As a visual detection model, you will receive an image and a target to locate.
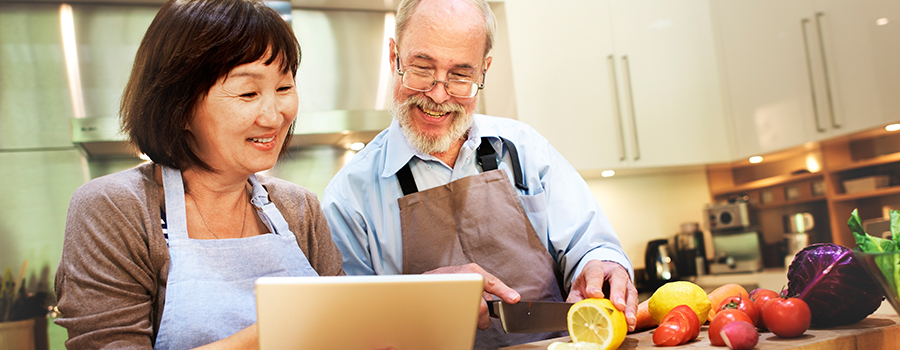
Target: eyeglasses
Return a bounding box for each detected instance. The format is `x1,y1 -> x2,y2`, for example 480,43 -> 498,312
395,54 -> 485,98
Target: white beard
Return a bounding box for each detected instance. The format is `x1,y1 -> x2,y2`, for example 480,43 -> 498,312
392,94 -> 473,155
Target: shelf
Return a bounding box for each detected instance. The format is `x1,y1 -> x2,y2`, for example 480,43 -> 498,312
756,196 -> 827,210
828,152 -> 900,173
831,185 -> 900,202
711,172 -> 823,196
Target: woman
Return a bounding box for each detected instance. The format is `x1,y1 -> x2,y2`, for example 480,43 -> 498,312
54,0 -> 344,348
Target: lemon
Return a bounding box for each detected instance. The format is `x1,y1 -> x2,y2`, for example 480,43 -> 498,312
566,298 -> 627,350
647,281 -> 711,324
547,341 -> 605,350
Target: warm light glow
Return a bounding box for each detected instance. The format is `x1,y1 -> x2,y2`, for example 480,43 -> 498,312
886,124 -> 900,132
374,13 -> 396,110
60,4 -> 85,118
876,18 -> 889,26
601,170 -> 615,177
349,142 -> 365,151
805,154 -> 821,173
138,153 -> 151,161
749,156 -> 763,164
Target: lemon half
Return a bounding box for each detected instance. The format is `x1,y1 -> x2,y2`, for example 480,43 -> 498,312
566,298 -> 627,350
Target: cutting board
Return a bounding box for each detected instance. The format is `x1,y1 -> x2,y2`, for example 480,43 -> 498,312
499,313 -> 900,350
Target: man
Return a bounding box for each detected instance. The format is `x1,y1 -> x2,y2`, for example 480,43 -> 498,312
322,0 -> 637,348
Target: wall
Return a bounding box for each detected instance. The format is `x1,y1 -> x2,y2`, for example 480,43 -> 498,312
585,167 -> 713,270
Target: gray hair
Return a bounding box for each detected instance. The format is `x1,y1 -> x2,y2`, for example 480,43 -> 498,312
394,0 -> 497,57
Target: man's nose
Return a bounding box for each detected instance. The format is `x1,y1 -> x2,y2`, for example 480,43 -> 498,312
425,81 -> 451,105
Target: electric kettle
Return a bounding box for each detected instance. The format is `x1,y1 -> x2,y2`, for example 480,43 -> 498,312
645,239 -> 678,288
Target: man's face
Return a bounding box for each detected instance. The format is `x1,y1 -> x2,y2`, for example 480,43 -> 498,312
390,0 -> 492,155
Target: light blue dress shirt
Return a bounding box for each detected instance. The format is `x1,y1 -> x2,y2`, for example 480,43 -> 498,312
322,114 -> 633,289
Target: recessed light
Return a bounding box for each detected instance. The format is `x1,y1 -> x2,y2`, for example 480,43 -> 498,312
601,170 -> 615,177
349,142 -> 366,151
749,156 -> 763,164
876,18 -> 889,26
885,124 -> 900,132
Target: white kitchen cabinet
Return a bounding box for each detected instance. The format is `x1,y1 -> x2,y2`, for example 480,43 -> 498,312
713,0 -> 900,159
504,0 -> 730,172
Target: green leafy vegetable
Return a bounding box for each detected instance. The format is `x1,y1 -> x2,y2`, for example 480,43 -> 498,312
850,209 -> 900,300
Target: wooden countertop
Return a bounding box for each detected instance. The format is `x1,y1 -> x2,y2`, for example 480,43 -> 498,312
499,312 -> 900,350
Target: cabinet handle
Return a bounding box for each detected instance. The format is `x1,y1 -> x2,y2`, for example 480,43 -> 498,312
801,18 -> 827,133
621,55 -> 640,161
608,55 -> 627,161
815,12 -> 839,129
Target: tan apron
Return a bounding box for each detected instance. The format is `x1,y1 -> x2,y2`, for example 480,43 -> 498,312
397,137 -> 566,349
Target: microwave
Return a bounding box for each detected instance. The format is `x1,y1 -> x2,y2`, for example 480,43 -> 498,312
706,202 -> 751,231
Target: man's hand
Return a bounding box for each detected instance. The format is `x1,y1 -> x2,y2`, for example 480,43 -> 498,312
424,263 -> 520,330
566,260 -> 638,332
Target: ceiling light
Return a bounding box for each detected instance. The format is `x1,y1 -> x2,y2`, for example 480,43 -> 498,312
876,18 -> 889,26
749,156 -> 763,164
886,124 -> 900,132
601,170 -> 615,177
349,142 -> 366,151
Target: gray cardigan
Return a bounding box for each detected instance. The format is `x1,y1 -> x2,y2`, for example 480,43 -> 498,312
54,162 -> 344,349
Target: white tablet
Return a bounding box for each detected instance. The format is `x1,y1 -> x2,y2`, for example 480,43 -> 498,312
255,273 -> 484,350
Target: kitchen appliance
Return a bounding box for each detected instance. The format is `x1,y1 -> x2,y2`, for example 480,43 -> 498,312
488,300 -> 573,333
671,222 -> 707,277
706,201 -> 763,274
706,202 -> 751,231
645,239 -> 678,287
784,212 -> 814,266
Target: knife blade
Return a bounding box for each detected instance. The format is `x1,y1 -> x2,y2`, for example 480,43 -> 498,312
488,300 -> 573,334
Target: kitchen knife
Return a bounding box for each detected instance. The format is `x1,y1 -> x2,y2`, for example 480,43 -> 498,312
488,300 -> 573,334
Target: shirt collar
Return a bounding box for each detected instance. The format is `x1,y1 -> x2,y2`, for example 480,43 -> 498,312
380,114 -> 498,178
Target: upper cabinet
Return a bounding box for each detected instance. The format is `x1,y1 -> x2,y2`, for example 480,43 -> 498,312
505,0 -> 730,172
713,0 -> 900,159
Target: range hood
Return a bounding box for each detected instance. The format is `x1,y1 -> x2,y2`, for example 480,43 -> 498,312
61,4 -> 396,159
72,110 -> 392,159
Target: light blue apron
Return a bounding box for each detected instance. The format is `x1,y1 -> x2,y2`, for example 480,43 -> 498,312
154,166 -> 318,349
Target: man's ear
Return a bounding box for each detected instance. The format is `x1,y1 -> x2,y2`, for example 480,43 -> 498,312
389,38 -> 398,72
484,56 -> 493,73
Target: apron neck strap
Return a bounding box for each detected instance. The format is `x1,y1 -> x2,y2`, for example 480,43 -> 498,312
248,174 -> 291,235
161,165 -> 189,238
397,137 -> 529,196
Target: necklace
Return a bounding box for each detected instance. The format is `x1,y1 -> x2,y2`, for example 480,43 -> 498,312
188,188 -> 248,239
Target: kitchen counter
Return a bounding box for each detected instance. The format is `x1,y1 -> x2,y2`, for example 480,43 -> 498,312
499,311 -> 900,350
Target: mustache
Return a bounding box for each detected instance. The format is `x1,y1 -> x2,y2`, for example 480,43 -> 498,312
404,94 -> 467,115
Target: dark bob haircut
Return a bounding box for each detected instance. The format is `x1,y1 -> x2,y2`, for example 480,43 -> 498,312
121,0 -> 299,171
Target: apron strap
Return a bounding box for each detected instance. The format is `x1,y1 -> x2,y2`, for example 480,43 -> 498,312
398,137 -> 529,196
248,174 -> 291,235
161,165 -> 189,239
478,137 -> 528,191
397,163 -> 418,196
499,137 -> 529,191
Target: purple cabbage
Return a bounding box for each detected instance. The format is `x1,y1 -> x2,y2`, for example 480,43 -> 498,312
786,243 -> 884,326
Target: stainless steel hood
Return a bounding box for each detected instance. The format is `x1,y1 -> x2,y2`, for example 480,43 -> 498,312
54,3 -> 395,158
72,110 -> 392,159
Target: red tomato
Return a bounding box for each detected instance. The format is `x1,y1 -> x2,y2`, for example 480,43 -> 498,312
652,317 -> 687,346
661,305 -> 700,342
708,309 -> 753,346
761,297 -> 811,338
717,295 -> 759,327
749,288 -> 779,328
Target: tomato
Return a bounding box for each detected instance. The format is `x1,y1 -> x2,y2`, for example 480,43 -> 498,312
761,297 -> 811,338
749,288 -> 779,329
717,295 -> 759,327
653,317 -> 687,346
708,309 -> 753,346
661,305 -> 700,341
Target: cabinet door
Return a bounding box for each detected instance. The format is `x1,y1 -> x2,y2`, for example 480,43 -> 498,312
713,0 -> 820,159
609,0 -> 730,167
505,0 -> 626,171
811,0 -> 900,135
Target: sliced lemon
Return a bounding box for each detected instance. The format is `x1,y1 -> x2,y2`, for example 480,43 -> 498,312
547,341 -> 604,350
566,298 -> 627,350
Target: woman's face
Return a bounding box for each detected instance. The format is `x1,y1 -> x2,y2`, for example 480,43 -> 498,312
187,54 -> 298,175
